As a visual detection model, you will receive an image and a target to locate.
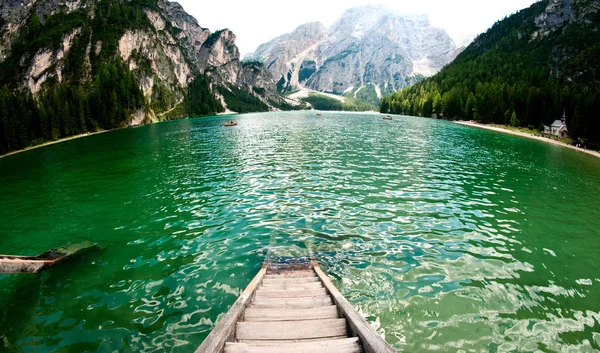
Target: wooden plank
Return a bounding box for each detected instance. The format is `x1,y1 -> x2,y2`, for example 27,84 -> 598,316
194,263 -> 268,353
260,282 -> 323,290
244,306 -> 339,322
262,277 -> 319,284
251,296 -> 333,309
254,288 -> 327,298
224,337 -> 362,353
237,336 -> 348,344
236,318 -> 348,341
267,262 -> 312,274
264,271 -> 316,278
312,260 -> 395,353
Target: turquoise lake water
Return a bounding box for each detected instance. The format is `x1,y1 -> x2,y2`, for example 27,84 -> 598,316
1,111 -> 599,352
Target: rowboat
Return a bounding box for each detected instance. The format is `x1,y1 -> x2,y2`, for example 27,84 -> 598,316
224,121 -> 238,127
0,242 -> 97,274
383,116 -> 393,121
195,258 -> 395,353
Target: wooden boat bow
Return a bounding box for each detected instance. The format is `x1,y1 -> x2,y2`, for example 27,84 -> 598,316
0,242 -> 98,274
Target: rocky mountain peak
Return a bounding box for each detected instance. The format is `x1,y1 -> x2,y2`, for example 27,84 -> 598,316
247,21 -> 327,87
163,1 -> 203,29
292,22 -> 327,39
250,4 -> 461,101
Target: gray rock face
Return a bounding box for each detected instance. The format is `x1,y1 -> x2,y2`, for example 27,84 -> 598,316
534,0 -> 600,37
239,61 -> 282,105
249,5 -> 461,98
197,29 -> 241,85
250,22 -> 326,83
0,0 -> 30,62
162,0 -> 210,69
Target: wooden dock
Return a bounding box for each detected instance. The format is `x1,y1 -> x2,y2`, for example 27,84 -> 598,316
195,259 -> 395,353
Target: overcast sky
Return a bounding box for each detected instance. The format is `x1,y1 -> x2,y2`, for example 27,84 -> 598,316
173,0 -> 538,56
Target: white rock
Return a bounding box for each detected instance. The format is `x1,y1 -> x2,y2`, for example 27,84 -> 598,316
145,10 -> 165,31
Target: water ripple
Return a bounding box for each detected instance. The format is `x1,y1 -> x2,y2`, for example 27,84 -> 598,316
1,112 -> 600,352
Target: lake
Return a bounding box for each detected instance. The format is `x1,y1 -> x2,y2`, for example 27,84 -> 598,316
1,111 -> 599,352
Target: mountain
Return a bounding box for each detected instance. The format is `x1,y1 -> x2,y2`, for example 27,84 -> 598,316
0,0 -> 290,155
380,0 -> 600,147
247,5 -> 462,103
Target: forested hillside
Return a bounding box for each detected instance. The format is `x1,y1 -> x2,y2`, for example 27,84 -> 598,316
0,0 -> 226,155
0,0 -> 282,156
380,0 -> 600,147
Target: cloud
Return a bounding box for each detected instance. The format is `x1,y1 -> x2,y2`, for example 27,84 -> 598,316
172,0 -> 538,55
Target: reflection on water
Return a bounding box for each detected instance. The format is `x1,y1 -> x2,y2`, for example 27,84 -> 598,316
1,111 -> 600,352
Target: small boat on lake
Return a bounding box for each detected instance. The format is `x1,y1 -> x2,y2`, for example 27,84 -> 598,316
316,113 -> 323,116
224,121 -> 238,127
195,258 -> 394,353
0,242 -> 97,274
383,116 -> 393,121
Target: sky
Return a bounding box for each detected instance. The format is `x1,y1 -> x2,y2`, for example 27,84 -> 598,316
173,0 -> 538,56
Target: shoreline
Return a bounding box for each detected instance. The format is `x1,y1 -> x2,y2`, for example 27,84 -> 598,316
6,115 -> 598,161
0,113 -> 243,159
0,130 -> 107,160
455,121 -> 600,159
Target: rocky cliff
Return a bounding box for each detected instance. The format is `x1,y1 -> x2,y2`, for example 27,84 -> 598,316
248,5 -> 462,102
0,0 -> 285,123
0,0 -> 293,154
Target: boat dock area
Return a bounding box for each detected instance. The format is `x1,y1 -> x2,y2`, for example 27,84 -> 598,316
195,259 -> 394,353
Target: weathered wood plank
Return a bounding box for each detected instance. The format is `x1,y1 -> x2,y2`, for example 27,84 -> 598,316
254,288 -> 327,298
267,262 -> 313,275
236,318 -> 348,341
312,261 -> 395,353
260,282 -> 323,290
264,271 -> 316,278
224,337 -> 362,353
194,264 -> 268,353
251,296 -> 333,309
262,277 -> 319,284
237,336 -> 348,344
244,306 -> 339,322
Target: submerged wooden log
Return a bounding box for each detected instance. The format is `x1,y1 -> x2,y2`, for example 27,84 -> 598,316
0,242 -> 97,274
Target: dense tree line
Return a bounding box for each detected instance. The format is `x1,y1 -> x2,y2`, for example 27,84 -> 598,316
188,75 -> 224,117
380,0 -> 600,148
0,58 -> 145,155
0,67 -> 224,155
217,85 -> 268,113
302,94 -> 376,112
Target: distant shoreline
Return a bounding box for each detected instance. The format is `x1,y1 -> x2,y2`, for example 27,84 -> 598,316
8,115 -> 595,161
0,112 -> 244,159
455,121 -> 600,159
0,131 -> 107,160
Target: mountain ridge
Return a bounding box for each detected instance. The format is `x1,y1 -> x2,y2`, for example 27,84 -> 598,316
247,5 -> 463,103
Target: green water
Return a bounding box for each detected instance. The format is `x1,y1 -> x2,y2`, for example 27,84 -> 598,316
1,111 -> 600,352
